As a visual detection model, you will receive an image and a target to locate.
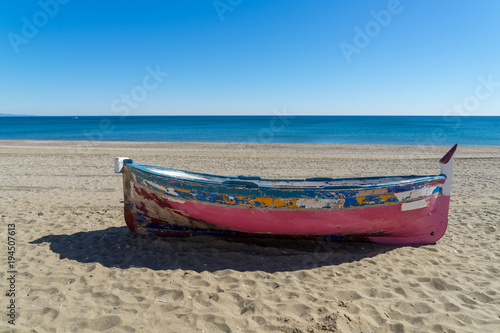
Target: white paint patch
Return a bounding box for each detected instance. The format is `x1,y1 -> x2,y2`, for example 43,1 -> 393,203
144,179 -> 168,193
440,156 -> 454,196
149,168 -> 207,181
166,187 -> 179,196
393,186 -> 437,201
166,196 -> 186,204
401,199 -> 428,211
295,198 -> 342,209
115,157 -> 129,173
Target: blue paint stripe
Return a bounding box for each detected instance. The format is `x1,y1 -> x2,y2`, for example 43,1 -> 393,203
129,166 -> 443,209
130,166 -> 443,199
130,163 -> 445,190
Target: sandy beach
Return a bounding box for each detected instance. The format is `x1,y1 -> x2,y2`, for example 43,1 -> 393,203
0,140 -> 499,333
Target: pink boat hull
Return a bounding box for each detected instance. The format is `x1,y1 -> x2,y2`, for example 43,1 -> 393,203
124,180 -> 449,245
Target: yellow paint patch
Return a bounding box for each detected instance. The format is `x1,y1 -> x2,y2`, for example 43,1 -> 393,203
273,198 -> 295,208
250,197 -> 299,208
254,197 -> 274,207
217,194 -> 248,205
356,194 -> 396,205
356,197 -> 369,205
379,194 -> 395,202
222,197 -> 236,205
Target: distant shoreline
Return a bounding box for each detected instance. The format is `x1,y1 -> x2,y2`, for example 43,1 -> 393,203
1,116 -> 498,145
0,139 -> 498,148
0,140 -> 498,152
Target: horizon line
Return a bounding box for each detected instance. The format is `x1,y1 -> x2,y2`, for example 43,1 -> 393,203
1,114 -> 499,117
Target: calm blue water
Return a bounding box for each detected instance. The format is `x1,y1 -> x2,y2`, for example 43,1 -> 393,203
0,116 -> 499,145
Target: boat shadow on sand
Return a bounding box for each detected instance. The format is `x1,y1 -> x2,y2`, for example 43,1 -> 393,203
31,226 -> 406,273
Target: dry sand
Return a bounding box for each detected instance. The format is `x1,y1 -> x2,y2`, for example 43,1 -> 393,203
0,140 -> 499,333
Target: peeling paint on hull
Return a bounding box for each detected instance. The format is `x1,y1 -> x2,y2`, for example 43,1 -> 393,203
125,180 -> 448,244
116,145 -> 456,245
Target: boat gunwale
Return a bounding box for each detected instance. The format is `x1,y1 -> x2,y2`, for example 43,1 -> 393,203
126,162 -> 446,191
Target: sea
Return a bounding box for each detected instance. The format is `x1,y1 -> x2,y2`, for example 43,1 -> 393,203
0,116 -> 499,146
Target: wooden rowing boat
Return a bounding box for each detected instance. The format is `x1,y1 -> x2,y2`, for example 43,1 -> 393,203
115,144 -> 457,244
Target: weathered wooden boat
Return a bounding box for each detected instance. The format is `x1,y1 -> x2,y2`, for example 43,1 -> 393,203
115,144 -> 457,245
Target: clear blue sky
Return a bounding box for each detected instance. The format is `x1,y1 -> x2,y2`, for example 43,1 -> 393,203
1,0 -> 499,116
